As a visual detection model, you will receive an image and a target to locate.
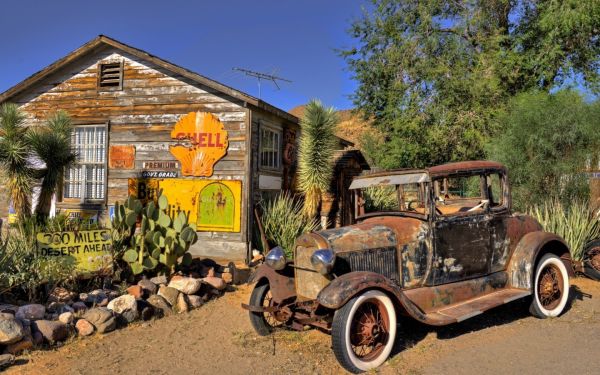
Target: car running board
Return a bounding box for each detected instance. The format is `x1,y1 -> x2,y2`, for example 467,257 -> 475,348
423,289 -> 531,325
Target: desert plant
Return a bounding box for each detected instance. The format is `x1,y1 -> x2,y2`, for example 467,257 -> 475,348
363,186 -> 398,212
0,103 -> 33,219
528,199 -> 600,261
0,217 -> 75,301
28,110 -> 77,219
297,99 -> 338,218
112,194 -> 198,275
260,192 -> 319,258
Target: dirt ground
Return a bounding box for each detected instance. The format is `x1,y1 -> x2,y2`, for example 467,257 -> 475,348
5,277 -> 600,375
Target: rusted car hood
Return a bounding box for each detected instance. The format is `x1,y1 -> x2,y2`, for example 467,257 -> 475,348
315,216 -> 426,253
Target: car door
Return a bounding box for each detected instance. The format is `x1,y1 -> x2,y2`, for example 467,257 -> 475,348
431,174 -> 493,285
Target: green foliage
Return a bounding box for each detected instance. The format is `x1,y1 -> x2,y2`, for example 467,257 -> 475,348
260,193 -> 320,258
112,194 -> 198,276
342,0 -> 600,169
28,110 -> 77,219
528,199 -> 600,261
0,216 -> 75,301
488,90 -> 600,209
0,103 -> 33,218
298,99 -> 338,218
363,186 -> 398,212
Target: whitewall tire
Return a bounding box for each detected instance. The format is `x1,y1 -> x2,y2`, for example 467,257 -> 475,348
530,253 -> 570,318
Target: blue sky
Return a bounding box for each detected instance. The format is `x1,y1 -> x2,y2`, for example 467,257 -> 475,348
0,0 -> 369,111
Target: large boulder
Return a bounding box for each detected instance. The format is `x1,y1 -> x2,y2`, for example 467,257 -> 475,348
107,295 -> 138,323
126,285 -> 144,299
150,275 -> 168,286
32,320 -> 68,343
5,337 -> 33,354
79,290 -> 108,306
202,276 -> 226,291
83,308 -> 116,334
175,293 -> 189,314
146,295 -> 171,317
0,313 -> 25,345
0,354 -> 14,368
58,312 -> 74,325
158,286 -> 180,306
16,304 -> 45,320
187,295 -> 204,309
168,277 -> 202,295
75,319 -> 94,336
138,278 -> 158,295
47,287 -> 77,304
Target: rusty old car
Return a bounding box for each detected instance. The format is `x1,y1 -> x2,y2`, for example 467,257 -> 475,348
243,161 -> 573,373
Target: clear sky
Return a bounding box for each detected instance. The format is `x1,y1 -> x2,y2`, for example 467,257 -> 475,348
0,0 -> 369,111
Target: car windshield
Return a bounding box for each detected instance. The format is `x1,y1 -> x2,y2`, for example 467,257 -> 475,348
359,182 -> 428,215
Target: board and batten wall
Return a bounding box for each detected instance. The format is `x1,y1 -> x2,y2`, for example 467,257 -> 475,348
10,45 -> 252,261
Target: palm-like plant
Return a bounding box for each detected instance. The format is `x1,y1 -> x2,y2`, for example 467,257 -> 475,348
298,100 -> 338,218
28,110 -> 76,219
0,103 -> 33,219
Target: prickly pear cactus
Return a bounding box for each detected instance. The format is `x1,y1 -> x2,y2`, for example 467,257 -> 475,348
112,193 -> 198,276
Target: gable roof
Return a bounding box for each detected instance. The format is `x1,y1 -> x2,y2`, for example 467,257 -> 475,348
0,35 -> 298,124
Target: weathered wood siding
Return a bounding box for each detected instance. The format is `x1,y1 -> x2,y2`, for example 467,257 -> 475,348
12,45 -> 250,260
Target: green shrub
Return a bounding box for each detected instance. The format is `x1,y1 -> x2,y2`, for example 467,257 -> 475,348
363,186 -> 398,212
528,199 -> 600,261
260,193 -> 320,258
0,217 -> 75,301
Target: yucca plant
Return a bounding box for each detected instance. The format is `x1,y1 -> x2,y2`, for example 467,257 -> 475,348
28,110 -> 77,219
363,186 -> 398,212
298,99 -> 338,218
528,199 -> 600,261
260,193 -> 320,258
0,103 -> 33,219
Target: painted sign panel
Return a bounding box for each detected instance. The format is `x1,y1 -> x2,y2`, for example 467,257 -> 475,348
62,209 -> 99,224
141,171 -> 178,178
128,178 -> 241,232
142,161 -> 179,170
36,229 -> 112,274
169,112 -> 229,177
109,145 -> 135,169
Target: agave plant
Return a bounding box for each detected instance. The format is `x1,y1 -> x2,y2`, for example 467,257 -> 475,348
528,199 -> 600,261
297,100 -> 338,218
0,103 -> 33,219
260,192 -> 319,258
28,110 -> 77,219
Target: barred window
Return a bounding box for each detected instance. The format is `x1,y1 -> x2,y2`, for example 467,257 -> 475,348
260,127 -> 281,169
63,125 -> 107,201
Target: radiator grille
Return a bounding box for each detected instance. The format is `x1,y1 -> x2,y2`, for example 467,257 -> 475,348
336,247 -> 400,283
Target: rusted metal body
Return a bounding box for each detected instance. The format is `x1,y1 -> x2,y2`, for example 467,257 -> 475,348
244,160 -> 573,330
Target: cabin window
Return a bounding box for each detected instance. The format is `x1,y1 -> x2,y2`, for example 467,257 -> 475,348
63,125 -> 107,202
98,61 -> 123,90
259,126 -> 281,170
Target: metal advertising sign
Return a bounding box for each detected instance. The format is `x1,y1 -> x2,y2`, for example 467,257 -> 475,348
63,209 -> 100,224
142,161 -> 179,170
128,178 -> 241,232
141,171 -> 178,178
36,229 -> 113,274
109,145 -> 135,169
169,112 -> 229,177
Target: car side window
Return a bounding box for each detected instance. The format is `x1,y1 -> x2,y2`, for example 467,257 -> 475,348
434,175 -> 488,216
487,173 -> 505,209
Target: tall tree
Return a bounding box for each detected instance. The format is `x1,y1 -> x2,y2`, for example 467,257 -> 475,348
28,111 -> 76,219
298,100 -> 338,218
342,0 -> 600,168
0,103 -> 33,218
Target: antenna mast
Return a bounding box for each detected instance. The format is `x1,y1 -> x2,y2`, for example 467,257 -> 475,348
232,67 -> 292,99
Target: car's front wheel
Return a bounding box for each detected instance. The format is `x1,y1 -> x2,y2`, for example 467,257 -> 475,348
530,253 -> 570,318
248,282 -> 284,335
331,290 -> 397,373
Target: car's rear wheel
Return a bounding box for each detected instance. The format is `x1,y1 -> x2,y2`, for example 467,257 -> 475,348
248,282 -> 284,335
530,253 -> 569,318
331,290 -> 397,373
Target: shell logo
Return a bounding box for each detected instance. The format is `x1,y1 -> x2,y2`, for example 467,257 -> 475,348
169,112 -> 229,177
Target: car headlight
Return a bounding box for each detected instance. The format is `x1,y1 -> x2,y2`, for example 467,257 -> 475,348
311,249 -> 336,275
265,246 -> 286,270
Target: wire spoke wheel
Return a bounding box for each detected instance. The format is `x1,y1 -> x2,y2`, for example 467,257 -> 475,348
537,263 -> 564,310
589,248 -> 600,272
249,283 -> 285,336
349,299 -> 390,362
262,289 -> 284,328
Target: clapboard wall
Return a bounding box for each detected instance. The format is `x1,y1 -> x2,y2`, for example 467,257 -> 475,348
9,44 -> 257,260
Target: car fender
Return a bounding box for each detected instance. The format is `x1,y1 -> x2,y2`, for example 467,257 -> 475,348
247,263 -> 296,303
508,231 -> 573,290
316,271 -> 432,324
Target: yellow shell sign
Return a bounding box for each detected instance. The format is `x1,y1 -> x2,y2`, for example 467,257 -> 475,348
169,112 -> 229,177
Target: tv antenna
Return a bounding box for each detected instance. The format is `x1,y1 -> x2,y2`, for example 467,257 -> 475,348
232,67 -> 291,99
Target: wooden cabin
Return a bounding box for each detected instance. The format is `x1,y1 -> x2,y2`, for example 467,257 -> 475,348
0,35 -> 355,262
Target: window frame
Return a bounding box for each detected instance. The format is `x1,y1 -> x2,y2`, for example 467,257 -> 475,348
432,174 -> 488,219
62,123 -> 109,205
258,123 -> 282,171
